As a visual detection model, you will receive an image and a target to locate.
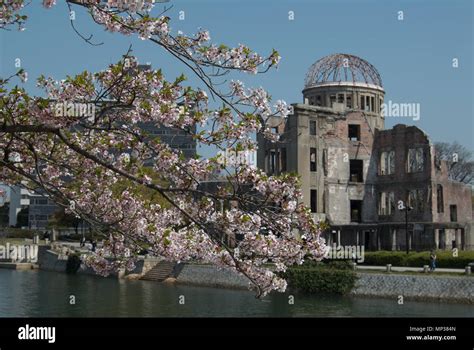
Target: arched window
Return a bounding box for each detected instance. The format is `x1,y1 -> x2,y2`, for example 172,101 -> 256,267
407,148 -> 424,173
379,150 -> 395,175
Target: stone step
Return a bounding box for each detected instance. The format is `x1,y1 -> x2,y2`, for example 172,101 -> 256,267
141,261 -> 175,282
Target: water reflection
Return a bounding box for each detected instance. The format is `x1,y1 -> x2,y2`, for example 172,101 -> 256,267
0,270 -> 473,317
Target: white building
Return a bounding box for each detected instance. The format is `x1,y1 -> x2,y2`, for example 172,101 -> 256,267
9,185 -> 30,227
8,185 -> 58,229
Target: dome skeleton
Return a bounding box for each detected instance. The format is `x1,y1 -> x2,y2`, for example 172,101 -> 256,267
305,53 -> 383,89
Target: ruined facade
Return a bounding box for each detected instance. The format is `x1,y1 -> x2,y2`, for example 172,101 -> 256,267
257,53 -> 473,251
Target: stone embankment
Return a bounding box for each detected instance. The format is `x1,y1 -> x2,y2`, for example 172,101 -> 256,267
22,245 -> 474,304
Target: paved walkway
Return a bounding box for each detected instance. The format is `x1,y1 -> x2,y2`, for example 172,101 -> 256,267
357,265 -> 466,273
0,262 -> 35,270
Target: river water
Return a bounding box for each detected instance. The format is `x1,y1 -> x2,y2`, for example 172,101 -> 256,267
0,269 -> 473,317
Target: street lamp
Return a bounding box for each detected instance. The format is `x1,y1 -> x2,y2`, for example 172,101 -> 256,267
399,200 -> 413,254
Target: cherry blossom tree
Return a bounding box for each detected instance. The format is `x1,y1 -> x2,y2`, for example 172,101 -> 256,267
0,0 -> 327,297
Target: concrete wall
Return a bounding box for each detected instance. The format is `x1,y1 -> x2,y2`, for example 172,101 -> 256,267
371,124 -> 434,223
176,263 -> 250,289
287,104 -> 382,225
302,84 -> 385,132
37,246 -> 159,276
174,264 -> 474,305
432,159 -> 472,224
352,272 -> 474,304
37,247 -> 67,272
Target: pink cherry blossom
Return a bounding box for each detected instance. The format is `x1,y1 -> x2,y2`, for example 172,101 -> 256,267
0,1 -> 326,297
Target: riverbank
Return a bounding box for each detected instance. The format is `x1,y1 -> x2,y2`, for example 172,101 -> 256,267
6,244 -> 472,304
174,264 -> 474,304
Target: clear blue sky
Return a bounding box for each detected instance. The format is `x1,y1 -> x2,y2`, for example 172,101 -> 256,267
0,0 -> 472,154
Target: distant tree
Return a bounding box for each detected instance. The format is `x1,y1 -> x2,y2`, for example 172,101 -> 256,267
435,142 -> 474,185
0,203 -> 9,227
16,207 -> 29,228
49,208 -> 82,235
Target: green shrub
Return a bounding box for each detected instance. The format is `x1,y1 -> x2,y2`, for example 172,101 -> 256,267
66,254 -> 82,274
3,228 -> 36,239
284,265 -> 357,294
407,251 -> 474,269
362,251 -> 474,268
362,251 -> 406,266
403,252 -> 429,267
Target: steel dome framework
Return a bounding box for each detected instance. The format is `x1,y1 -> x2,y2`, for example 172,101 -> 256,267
304,53 -> 383,89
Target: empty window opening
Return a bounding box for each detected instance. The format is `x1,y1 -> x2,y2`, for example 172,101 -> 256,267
379,150 -> 395,175
346,95 -> 352,108
437,185 -> 444,213
349,159 -> 363,182
322,190 -> 326,213
450,205 -> 457,222
348,124 -> 361,141
438,229 -> 446,250
322,149 -> 328,176
269,150 -> 276,174
350,200 -> 362,222
337,94 -> 344,104
316,95 -> 322,106
310,189 -> 317,213
310,120 -> 317,136
407,148 -> 424,173
378,192 -> 395,216
281,148 -> 287,173
310,148 -> 317,172
407,189 -> 424,212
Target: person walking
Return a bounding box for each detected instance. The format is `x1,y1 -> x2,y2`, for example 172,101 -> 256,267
429,250 -> 437,272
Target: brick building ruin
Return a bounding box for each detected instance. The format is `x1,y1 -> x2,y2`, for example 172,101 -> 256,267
257,53 -> 473,251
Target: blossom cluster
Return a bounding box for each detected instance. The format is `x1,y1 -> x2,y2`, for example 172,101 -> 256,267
0,2 -> 327,297
0,0 -> 26,30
